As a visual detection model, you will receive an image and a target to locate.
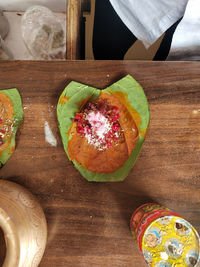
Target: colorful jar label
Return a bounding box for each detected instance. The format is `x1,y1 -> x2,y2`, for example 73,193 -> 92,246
130,204 -> 200,266
141,215 -> 200,266
130,203 -> 179,250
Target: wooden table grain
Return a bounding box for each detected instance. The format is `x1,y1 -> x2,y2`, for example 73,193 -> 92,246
0,61 -> 200,267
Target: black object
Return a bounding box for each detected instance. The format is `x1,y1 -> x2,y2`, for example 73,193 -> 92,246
153,18 -> 182,60
93,0 -> 137,59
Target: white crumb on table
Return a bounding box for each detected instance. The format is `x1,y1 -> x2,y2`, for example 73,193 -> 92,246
44,121 -> 57,147
192,109 -> 200,115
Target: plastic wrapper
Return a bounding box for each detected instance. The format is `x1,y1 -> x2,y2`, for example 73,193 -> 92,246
21,5 -> 66,60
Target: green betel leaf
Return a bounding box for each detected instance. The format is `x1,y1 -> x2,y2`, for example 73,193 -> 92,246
57,75 -> 150,182
0,88 -> 23,167
104,74 -> 150,133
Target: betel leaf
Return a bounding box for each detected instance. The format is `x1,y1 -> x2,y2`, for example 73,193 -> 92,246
104,75 -> 149,133
57,75 -> 150,182
0,88 -> 23,167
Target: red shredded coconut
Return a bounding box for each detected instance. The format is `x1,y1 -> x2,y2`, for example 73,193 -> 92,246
73,100 -> 122,150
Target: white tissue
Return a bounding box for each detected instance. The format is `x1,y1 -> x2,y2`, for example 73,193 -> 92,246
168,0 -> 200,60
109,0 -> 188,48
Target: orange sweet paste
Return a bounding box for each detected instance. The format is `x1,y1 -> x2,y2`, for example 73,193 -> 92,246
0,93 -> 14,153
67,91 -> 139,173
59,96 -> 70,105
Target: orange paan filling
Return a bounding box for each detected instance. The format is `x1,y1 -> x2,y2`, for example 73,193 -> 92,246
67,91 -> 139,173
0,93 -> 14,153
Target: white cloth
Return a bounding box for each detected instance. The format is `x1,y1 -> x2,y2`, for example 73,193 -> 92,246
109,0 -> 188,48
167,0 -> 200,60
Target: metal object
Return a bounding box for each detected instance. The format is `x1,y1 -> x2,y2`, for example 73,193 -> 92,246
0,180 -> 47,267
0,10 -> 9,39
0,36 -> 13,59
130,203 -> 200,266
0,10 -> 13,59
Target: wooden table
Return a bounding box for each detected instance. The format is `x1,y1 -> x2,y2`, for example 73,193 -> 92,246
0,61 -> 200,267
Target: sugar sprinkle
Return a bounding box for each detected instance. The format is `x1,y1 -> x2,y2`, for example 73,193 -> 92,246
44,121 -> 57,147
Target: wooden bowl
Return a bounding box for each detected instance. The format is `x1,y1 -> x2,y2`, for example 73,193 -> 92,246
0,180 -> 47,267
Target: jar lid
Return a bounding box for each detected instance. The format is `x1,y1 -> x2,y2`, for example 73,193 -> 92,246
141,215 -> 200,266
